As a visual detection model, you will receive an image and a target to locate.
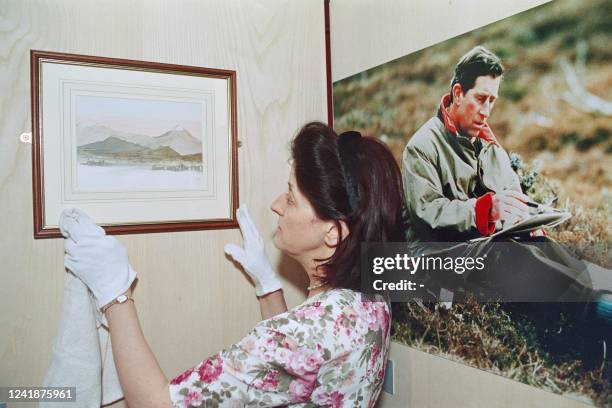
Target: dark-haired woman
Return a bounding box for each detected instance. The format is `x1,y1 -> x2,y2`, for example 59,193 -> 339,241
59,122 -> 405,407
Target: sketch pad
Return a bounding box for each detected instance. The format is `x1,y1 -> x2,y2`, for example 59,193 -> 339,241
471,209 -> 572,242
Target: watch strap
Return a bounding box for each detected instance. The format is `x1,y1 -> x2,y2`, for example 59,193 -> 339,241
101,293 -> 134,314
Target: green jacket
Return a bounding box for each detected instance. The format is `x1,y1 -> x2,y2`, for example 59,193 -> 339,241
403,116 -> 521,243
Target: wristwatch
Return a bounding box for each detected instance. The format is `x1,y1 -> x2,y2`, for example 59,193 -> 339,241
101,293 -> 134,314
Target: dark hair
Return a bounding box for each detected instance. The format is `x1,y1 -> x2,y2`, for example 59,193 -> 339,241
450,46 -> 504,102
291,122 -> 406,291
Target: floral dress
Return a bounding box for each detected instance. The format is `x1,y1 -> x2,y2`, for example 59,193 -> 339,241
168,288 -> 391,407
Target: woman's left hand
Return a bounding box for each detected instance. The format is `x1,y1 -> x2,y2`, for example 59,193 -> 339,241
59,208 -> 137,311
224,204 -> 282,297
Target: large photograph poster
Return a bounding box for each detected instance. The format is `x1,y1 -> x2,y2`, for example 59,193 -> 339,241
333,0 -> 611,405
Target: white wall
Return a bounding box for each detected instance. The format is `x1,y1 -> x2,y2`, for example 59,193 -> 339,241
0,1 -> 327,407
330,0 -> 551,82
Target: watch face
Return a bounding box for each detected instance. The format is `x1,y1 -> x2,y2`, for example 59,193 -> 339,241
117,294 -> 128,303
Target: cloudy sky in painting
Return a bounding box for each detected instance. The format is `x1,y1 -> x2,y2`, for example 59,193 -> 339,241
75,95 -> 203,140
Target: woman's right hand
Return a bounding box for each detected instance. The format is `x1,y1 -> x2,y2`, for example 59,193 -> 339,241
59,208 -> 137,311
224,204 -> 282,297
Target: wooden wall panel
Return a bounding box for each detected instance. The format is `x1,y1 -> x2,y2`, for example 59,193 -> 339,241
0,1 -> 326,407
330,0 -> 550,82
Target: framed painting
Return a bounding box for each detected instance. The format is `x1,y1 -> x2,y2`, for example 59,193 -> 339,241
30,50 -> 238,238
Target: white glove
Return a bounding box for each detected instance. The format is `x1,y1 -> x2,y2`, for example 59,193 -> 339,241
59,208 -> 137,311
224,204 -> 282,297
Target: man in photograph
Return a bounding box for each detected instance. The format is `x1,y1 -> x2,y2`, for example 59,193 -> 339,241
403,46 -> 530,244
401,46 -> 610,366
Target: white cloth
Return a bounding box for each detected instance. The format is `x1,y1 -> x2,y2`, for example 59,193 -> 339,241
40,271 -> 123,408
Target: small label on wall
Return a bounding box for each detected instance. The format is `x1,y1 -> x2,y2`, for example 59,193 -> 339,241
383,358 -> 394,395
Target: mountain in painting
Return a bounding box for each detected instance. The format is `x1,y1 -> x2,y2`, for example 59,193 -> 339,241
77,136 -> 197,161
76,123 -> 202,155
78,136 -> 149,154
150,125 -> 202,155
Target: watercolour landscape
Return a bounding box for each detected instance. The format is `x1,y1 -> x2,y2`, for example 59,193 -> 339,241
75,95 -> 205,191
32,50 -> 238,237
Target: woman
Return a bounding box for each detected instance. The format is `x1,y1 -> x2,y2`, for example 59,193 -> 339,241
60,122 -> 406,407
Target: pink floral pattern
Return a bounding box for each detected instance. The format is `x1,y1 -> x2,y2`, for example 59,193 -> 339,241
168,289 -> 390,407
197,354 -> 223,383
169,367 -> 193,385
258,370 -> 280,391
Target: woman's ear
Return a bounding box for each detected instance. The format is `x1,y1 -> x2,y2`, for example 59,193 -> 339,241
323,220 -> 350,247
